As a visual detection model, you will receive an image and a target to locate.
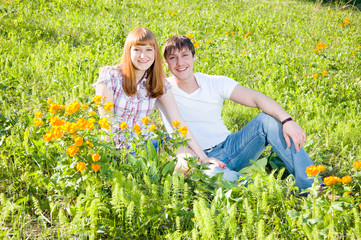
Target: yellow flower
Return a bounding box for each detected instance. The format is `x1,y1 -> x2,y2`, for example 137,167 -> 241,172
85,141 -> 93,147
172,120 -> 180,127
324,176 -> 342,186
178,126 -> 188,137
194,42 -> 200,48
48,103 -> 60,114
354,161 -> 361,169
98,118 -> 110,129
225,31 -> 229,35
313,49 -> 318,53
352,51 -> 355,55
341,176 -> 352,184
329,10 -> 333,13
313,74 -> 318,79
66,145 -> 79,157
35,112 -> 43,118
142,117 -> 151,125
358,46 -> 361,49
172,12 -> 177,15
120,122 -> 128,130
43,132 -> 53,142
92,163 -> 101,172
76,118 -> 89,130
93,95 -> 102,105
81,105 -> 89,110
149,124 -> 157,131
316,165 -> 326,172
244,31 -> 250,38
92,153 -> 100,162
51,126 -> 63,139
104,102 -> 114,112
65,101 -> 81,115
186,34 -> 193,38
305,165 -> 319,177
241,50 -> 247,55
47,99 -> 52,104
208,41 -> 212,44
34,118 -> 43,127
89,111 -> 96,116
76,162 -> 86,172
74,137 -> 83,146
191,39 -> 195,43
322,71 -> 328,76
133,124 -> 142,134
49,116 -> 65,126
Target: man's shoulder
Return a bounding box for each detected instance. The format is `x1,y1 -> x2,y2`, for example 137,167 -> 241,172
195,72 -> 235,85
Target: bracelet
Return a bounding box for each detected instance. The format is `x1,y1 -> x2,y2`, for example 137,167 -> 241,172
281,117 -> 293,125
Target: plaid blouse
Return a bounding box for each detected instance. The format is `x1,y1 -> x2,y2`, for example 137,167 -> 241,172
93,66 -> 171,148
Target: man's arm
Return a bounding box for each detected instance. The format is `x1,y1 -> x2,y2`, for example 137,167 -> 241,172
229,84 -> 306,152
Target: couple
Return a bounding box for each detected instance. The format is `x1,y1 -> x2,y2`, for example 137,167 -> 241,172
93,27 -> 314,191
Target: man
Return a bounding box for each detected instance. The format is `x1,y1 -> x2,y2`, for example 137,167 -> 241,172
158,35 -> 314,190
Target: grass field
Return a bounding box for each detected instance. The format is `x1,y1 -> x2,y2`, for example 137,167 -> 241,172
1,0 -> 361,238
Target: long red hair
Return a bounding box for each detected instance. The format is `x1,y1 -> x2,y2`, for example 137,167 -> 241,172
121,27 -> 164,98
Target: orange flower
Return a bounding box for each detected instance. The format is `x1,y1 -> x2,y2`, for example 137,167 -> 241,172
172,12 -> 177,15
133,124 -> 142,134
49,116 -> 65,126
65,101 -> 81,115
98,118 -> 110,129
306,165 -> 319,177
231,31 -> 235,35
178,126 -> 188,137
76,118 -> 89,130
92,163 -> 101,172
186,34 -> 193,38
47,99 -> 52,104
89,111 -> 96,116
353,161 -> 361,169
142,117 -> 151,125
358,46 -> 361,49
66,145 -> 79,157
43,132 -> 53,142
241,50 -> 247,55
324,176 -> 342,186
104,102 -> 114,112
208,41 -> 212,44
322,71 -> 328,76
85,141 -> 93,147
92,95 -> 102,105
76,162 -> 86,172
341,176 -> 352,184
81,105 -> 89,110
120,122 -> 128,130
48,103 -> 60,114
225,31 -> 229,35
52,127 -> 63,139
313,74 -> 318,79
34,119 -> 43,127
316,165 -> 326,172
74,137 -> 83,146
352,51 -> 355,55
35,112 -> 43,118
172,120 -> 180,127
194,42 -> 200,48
149,124 -> 157,131
92,153 -> 100,162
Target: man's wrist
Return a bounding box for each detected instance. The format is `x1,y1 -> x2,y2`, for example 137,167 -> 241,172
281,117 -> 293,125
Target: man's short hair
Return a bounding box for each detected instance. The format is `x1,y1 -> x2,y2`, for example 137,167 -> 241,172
163,35 -> 195,59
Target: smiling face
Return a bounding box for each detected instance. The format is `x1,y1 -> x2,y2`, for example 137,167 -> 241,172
165,48 -> 195,82
130,45 -> 155,71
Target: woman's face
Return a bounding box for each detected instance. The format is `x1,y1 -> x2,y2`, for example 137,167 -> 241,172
130,45 -> 155,71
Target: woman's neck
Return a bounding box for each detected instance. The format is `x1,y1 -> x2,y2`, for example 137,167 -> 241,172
135,69 -> 146,83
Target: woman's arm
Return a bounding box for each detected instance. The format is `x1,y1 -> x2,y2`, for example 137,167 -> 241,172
158,90 -> 226,168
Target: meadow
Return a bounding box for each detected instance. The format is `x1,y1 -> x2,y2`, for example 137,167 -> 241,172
1,0 -> 361,238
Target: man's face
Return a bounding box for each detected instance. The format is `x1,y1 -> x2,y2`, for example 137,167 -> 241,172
165,48 -> 195,81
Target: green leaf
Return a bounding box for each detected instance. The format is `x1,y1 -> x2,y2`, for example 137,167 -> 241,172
161,160 -> 176,176
239,158 -> 268,175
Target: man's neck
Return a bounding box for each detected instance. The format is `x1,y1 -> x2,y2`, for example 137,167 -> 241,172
174,73 -> 199,94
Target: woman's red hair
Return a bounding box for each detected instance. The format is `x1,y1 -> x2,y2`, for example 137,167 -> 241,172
121,27 -> 164,98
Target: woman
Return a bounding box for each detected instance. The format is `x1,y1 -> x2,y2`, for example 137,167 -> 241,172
93,27 -> 225,171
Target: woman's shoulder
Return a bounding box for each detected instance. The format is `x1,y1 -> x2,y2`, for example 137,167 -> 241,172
99,65 -> 123,77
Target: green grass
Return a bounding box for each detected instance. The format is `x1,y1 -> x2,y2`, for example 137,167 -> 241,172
1,0 -> 361,238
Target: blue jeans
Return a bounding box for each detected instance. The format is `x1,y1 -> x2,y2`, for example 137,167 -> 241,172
204,112 -> 314,190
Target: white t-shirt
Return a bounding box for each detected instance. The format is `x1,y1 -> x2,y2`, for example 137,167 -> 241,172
158,72 -> 239,150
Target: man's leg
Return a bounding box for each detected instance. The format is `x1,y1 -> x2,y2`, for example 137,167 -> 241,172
206,112 -> 314,190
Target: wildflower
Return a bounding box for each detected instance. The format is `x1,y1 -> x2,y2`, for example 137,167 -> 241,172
81,105 -> 89,110
244,31 -> 251,38
231,31 -> 235,35
162,136 -> 167,141
225,31 -> 229,35
352,51 -> 355,55
358,46 -> 361,49
76,162 -> 86,172
172,12 -> 177,15
86,123 -> 94,130
172,120 -> 180,127
167,11 -> 171,14
322,71 -> 328,76
316,165 -> 326,172
92,153 -> 100,162
66,145 -> 79,157
341,176 -> 352,184
85,141 -> 93,147
194,42 -> 200,48
76,118 -> 89,130
47,99 -> 52,104
314,43 -> 327,53
313,49 -> 318,53
74,137 -> 83,146
178,126 -> 188,137
324,176 -> 342,186
43,132 -> 53,142
65,101 -> 81,115
353,161 -> 361,169
35,112 -> 43,118
241,50 -> 247,55
191,39 -> 195,43
313,74 -> 318,79
340,23 -> 344,27
208,41 -> 211,44
89,111 -> 96,116
306,165 -> 319,177
34,119 -> 43,127
48,103 -> 60,114
49,116 -> 65,126
104,102 -> 114,112
186,34 -> 193,38
92,163 -> 101,172
133,124 -> 142,134
98,118 -> 110,129
329,10 -> 333,13
142,117 -> 151,125
120,122 -> 128,130
149,124 -> 157,131
93,95 -> 102,105
52,127 -> 63,139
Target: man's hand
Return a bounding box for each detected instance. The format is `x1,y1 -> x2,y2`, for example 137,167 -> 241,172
199,157 -> 226,169
282,121 -> 306,152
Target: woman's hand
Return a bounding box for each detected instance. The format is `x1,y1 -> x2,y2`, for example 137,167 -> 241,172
199,157 -> 226,169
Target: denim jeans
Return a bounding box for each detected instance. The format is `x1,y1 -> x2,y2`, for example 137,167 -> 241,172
204,112 -> 314,190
